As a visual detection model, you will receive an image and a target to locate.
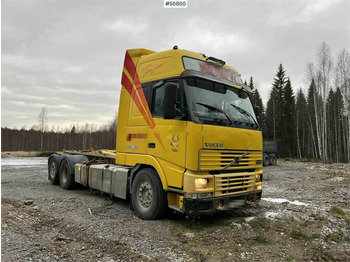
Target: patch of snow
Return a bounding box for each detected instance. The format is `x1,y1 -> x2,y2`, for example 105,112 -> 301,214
262,197 -> 309,206
244,216 -> 255,222
1,157 -> 47,167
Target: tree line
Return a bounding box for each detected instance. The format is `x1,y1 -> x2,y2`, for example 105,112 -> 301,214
1,120 -> 117,152
250,42 -> 349,163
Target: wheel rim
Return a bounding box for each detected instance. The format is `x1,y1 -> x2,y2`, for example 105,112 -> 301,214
137,181 -> 153,211
49,161 -> 56,179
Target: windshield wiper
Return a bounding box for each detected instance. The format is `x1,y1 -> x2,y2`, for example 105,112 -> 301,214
231,104 -> 260,129
196,102 -> 232,125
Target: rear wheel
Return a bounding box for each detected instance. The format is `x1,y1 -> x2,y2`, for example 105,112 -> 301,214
269,153 -> 277,165
131,168 -> 167,220
48,157 -> 59,185
59,158 -> 75,190
263,153 -> 270,166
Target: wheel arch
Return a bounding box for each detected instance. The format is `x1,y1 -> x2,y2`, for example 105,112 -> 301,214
129,155 -> 169,193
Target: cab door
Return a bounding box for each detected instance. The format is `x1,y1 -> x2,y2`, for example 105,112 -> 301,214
147,80 -> 187,189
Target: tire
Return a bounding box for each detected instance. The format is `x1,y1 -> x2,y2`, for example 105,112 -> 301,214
58,155 -> 89,190
263,153 -> 270,167
59,158 -> 76,190
131,168 -> 167,220
48,154 -> 63,185
48,156 -> 59,185
269,153 -> 277,165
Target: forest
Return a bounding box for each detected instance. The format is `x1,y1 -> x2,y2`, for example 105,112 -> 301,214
1,120 -> 117,153
251,42 -> 349,163
2,42 -> 349,163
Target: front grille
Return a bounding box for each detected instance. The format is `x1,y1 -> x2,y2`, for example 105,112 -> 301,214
215,172 -> 255,197
199,149 -> 262,171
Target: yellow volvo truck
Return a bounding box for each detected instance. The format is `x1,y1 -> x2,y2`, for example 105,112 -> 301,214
48,46 -> 263,220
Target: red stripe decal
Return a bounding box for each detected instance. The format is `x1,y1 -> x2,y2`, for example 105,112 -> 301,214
121,72 -> 153,127
122,51 -> 164,149
123,52 -> 137,78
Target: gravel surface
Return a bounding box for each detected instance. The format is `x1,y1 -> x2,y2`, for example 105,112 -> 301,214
1,157 -> 349,261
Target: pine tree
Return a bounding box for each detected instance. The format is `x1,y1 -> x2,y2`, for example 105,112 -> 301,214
334,88 -> 348,163
252,89 -> 266,134
326,88 -> 347,162
265,96 -> 274,139
282,78 -> 296,157
248,76 -> 266,135
295,89 -> 308,158
252,89 -> 265,118
266,64 -> 287,140
326,89 -> 336,161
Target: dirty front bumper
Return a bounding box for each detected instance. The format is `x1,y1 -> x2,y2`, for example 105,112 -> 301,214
183,190 -> 262,216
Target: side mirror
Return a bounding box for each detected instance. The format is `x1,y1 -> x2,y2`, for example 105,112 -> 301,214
254,106 -> 261,118
238,90 -> 248,99
163,82 -> 177,119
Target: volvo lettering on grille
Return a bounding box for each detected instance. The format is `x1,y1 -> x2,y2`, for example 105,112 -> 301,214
204,143 -> 223,148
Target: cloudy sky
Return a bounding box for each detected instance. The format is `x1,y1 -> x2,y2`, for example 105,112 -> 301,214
2,0 -> 349,129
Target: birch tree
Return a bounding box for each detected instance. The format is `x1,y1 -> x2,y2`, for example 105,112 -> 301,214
37,107 -> 48,151
305,42 -> 333,162
317,42 -> 333,162
306,79 -> 321,159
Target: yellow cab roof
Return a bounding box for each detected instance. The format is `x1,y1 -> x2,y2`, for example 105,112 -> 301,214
127,47 -> 240,84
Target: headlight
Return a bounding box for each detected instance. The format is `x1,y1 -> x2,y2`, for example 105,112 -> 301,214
255,174 -> 262,182
195,178 -> 207,189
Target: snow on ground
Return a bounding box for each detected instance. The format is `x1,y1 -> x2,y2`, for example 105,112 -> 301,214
262,197 -> 309,206
1,157 -> 47,167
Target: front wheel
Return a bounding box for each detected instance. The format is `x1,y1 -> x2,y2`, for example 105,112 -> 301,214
131,168 -> 167,220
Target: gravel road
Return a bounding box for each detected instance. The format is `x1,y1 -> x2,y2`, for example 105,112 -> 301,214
1,157 -> 349,261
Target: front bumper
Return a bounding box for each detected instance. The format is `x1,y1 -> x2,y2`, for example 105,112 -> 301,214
183,190 -> 262,216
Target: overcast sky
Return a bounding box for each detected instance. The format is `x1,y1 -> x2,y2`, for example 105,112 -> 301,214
2,0 -> 349,129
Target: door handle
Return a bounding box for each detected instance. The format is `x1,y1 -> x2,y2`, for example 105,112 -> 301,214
148,143 -> 156,148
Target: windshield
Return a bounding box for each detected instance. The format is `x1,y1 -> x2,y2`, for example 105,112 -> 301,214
185,78 -> 259,129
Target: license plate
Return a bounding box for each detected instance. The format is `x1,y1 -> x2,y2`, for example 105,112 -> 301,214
229,200 -> 245,208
